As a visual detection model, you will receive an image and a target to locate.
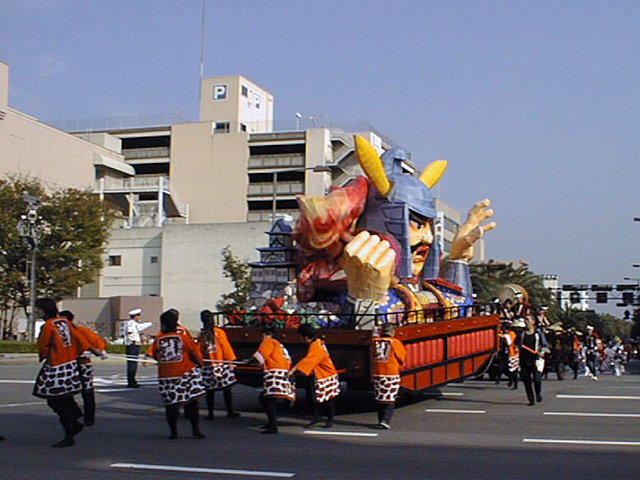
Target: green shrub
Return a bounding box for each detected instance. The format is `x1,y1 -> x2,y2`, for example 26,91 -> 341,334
0,341 -> 148,354
0,341 -> 38,353
105,344 -> 150,354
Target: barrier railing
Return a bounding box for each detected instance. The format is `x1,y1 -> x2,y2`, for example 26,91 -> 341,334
214,303 -> 497,330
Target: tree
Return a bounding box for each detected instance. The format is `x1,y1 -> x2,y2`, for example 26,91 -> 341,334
553,306 -> 630,339
0,176 -> 117,338
469,262 -> 556,316
216,246 -> 251,313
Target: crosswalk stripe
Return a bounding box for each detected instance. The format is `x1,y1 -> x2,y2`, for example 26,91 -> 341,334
110,462 -> 295,478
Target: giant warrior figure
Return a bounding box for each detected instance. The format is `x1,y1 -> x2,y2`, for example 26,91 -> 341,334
292,135 -> 496,324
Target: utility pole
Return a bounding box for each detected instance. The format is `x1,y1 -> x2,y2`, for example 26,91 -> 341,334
17,192 -> 41,342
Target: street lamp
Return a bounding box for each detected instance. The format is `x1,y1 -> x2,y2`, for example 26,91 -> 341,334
271,165 -> 332,225
295,113 -> 302,131
17,192 -> 41,342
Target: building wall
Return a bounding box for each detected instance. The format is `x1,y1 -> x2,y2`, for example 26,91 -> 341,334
160,222 -> 268,331
170,122 -> 249,224
434,198 -> 462,255
305,128 -> 334,196
0,62 -> 8,110
59,295 -> 163,339
0,63 -> 128,190
199,75 -> 273,133
101,228 -> 163,297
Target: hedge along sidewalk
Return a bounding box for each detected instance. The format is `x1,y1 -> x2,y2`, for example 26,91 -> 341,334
0,341 -> 149,354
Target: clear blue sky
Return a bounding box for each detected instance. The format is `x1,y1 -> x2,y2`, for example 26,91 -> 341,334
2,1 -> 639,315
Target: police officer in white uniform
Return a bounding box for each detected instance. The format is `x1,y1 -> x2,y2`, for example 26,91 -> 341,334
125,308 -> 152,388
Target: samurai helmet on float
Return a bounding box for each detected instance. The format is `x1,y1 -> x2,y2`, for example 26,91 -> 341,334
353,135 -> 447,281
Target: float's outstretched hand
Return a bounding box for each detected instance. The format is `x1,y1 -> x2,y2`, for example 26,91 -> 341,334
449,199 -> 496,262
341,230 -> 396,301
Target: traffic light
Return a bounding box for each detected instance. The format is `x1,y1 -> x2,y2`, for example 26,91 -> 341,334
622,291 -> 635,305
569,292 -> 580,304
596,292 -> 608,304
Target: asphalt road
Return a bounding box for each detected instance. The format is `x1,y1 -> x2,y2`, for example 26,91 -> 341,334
2,356 -> 640,479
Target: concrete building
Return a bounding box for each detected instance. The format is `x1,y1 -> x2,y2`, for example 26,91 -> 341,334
1,60 -> 462,332
0,62 -> 133,192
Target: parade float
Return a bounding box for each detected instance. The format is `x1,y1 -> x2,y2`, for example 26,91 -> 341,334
219,135 -> 500,394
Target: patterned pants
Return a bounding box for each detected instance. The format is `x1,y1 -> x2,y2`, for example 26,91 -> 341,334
202,364 -> 237,391
33,360 -> 82,399
158,367 -> 206,406
315,374 -> 340,403
79,362 -> 94,390
373,375 -> 401,404
263,369 -> 296,402
508,356 -> 520,373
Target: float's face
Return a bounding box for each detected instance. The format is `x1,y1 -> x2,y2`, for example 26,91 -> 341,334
408,214 -> 434,277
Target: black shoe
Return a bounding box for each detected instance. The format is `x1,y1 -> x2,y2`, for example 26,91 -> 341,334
127,383 -> 140,388
227,411 -> 241,419
193,432 -> 205,439
536,395 -> 543,403
527,400 -> 535,406
72,421 -> 84,436
53,437 -> 74,448
84,421 -> 94,427
323,421 -> 334,429
205,414 -> 214,421
305,418 -> 321,428
0,435 -> 5,441
169,433 -> 178,440
261,426 -> 278,434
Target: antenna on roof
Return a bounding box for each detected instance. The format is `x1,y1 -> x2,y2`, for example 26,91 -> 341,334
199,0 -> 206,100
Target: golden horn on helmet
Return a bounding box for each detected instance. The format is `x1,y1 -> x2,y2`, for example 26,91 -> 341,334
354,135 -> 391,196
419,159 -> 447,188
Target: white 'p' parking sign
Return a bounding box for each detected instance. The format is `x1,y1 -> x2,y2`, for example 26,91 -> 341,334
213,84 -> 227,100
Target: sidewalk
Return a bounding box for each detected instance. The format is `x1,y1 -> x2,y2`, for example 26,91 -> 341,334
0,353 -> 131,366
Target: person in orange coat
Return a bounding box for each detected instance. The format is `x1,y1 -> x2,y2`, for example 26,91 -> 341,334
247,323 -> 296,434
146,309 -> 206,439
504,322 -> 521,390
372,323 -> 406,429
196,310 -> 240,420
288,324 -> 340,428
60,310 -> 106,426
33,298 -> 101,448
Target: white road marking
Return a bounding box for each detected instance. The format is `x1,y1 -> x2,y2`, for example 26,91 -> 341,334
523,438 -> 640,447
0,380 -> 33,384
425,409 -> 486,414
425,392 -> 464,397
94,378 -> 116,384
95,388 -> 140,393
556,394 -> 640,400
544,412 -> 640,418
303,431 -> 379,437
0,402 -> 44,408
110,463 -> 295,478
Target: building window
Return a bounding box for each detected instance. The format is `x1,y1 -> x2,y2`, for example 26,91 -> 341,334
443,218 -> 459,234
240,123 -> 247,132
108,255 -> 122,266
150,256 -> 159,264
212,122 -> 230,134
241,86 -> 248,97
